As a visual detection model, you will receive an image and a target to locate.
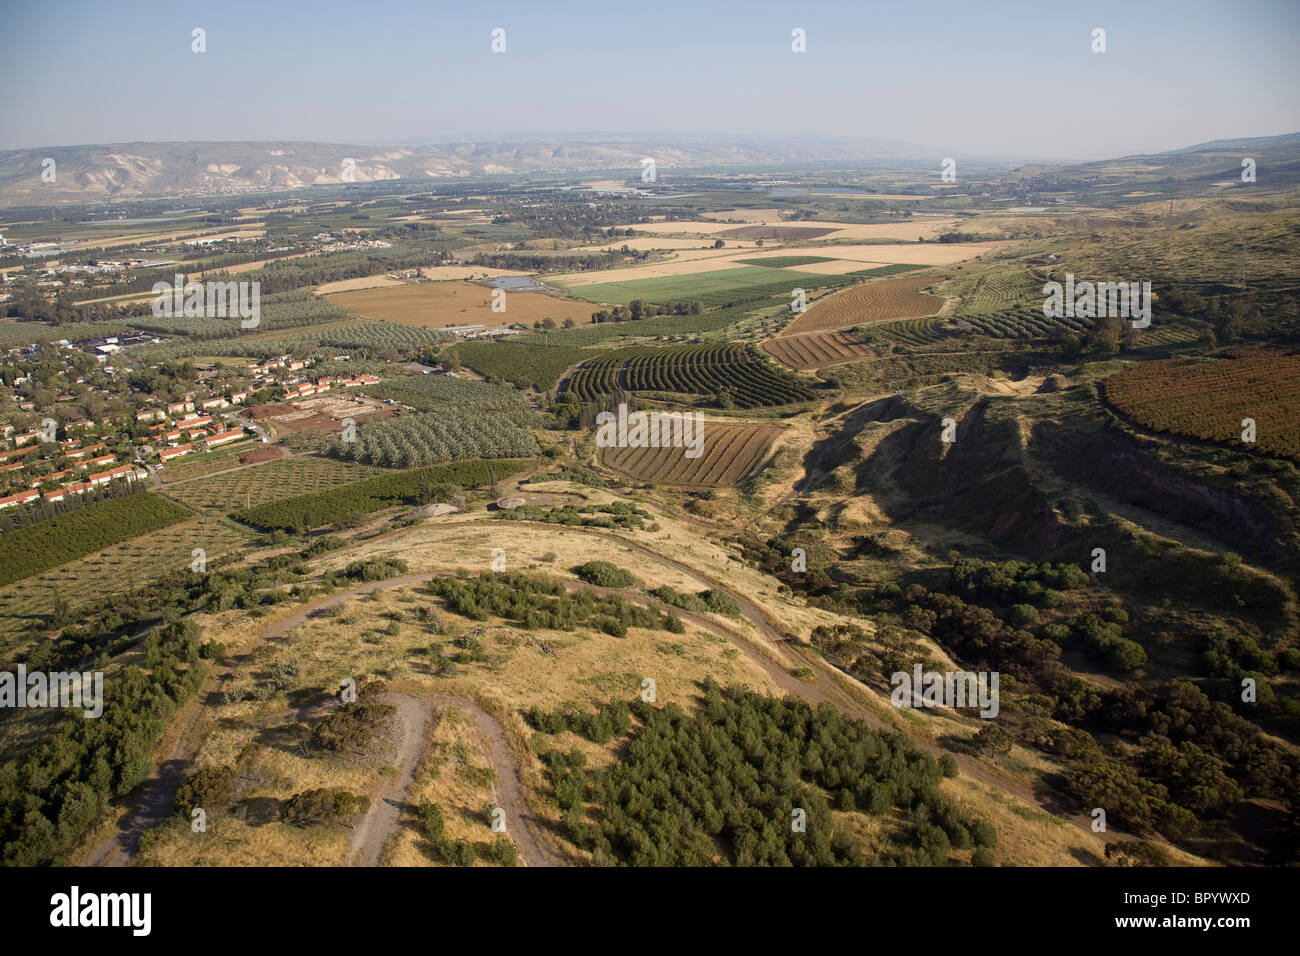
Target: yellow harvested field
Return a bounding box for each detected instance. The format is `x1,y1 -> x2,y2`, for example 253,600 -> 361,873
816,242 -> 1004,266
573,236 -> 749,253
313,275 -> 408,295
622,217 -> 967,241
325,280 -> 600,327
418,264 -> 533,281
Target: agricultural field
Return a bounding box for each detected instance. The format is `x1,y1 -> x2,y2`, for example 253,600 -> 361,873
453,342 -> 590,391
364,374 -> 534,415
155,441 -> 274,482
233,458 -> 534,531
164,457 -> 382,513
598,421 -> 783,487
557,266 -> 854,308
0,493 -> 192,588
324,411 -> 538,468
563,343 -> 815,408
326,280 -> 599,329
951,266 -> 1044,316
760,330 -> 877,370
0,514 -> 249,644
732,255 -> 837,268
783,276 -> 942,334
1102,348 -> 1300,461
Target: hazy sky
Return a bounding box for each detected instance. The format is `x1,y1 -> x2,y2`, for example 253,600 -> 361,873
2,0 -> 1297,160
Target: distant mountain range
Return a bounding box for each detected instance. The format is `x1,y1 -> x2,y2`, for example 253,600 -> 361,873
0,133 -> 1296,207
0,136 -> 937,207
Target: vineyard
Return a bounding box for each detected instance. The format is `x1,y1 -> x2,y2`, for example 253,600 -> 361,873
323,413 -> 538,468
0,493 -> 192,588
954,267 -> 1042,316
783,276 -> 941,335
867,318 -> 947,347
233,458 -> 533,531
1102,349 -> 1300,461
598,422 -> 782,488
954,307 -> 1093,339
516,299 -> 760,346
164,457 -> 381,513
760,331 -> 877,370
563,344 -> 815,408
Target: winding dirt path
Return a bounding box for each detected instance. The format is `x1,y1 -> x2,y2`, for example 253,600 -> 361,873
82,514 -> 1130,866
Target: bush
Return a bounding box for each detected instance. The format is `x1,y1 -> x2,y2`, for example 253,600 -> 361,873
1005,604 -> 1039,628
280,788 -> 369,827
575,561 -> 635,588
174,764 -> 236,818
485,835 -> 519,866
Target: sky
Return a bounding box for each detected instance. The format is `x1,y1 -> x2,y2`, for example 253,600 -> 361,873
1,0 -> 1297,160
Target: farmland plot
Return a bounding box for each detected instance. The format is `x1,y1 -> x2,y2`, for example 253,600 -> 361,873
761,331 -> 877,370
599,422 -> 782,487
783,276 -> 942,334
1102,348 -> 1300,461
164,457 -> 382,513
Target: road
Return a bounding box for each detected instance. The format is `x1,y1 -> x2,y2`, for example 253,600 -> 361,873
83,515 -> 1133,866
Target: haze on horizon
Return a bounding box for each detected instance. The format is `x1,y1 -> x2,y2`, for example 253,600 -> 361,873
1,0 -> 1297,162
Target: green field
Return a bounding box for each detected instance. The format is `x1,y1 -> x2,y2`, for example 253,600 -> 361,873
849,263 -> 929,277
558,266 -> 854,307
0,494 -> 193,588
733,256 -> 836,268
0,515 -> 250,642
233,458 -> 534,531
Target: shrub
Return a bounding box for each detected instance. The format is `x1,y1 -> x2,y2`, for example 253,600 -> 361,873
280,788 -> 369,827
575,561 -> 635,588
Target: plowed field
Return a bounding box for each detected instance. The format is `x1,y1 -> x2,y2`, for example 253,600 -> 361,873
761,331 -> 877,370
599,422 -> 782,488
783,276 -> 941,335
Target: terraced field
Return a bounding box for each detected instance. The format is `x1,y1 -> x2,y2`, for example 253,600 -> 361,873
954,267 -> 1042,316
761,330 -> 877,370
599,422 -> 782,487
784,276 -> 941,335
869,317 -> 947,347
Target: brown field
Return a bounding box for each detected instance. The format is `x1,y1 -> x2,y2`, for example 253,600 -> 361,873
719,225 -> 839,240
250,394 -> 392,436
761,331 -> 877,370
326,281 -> 599,327
783,276 -> 942,335
599,422 -> 782,487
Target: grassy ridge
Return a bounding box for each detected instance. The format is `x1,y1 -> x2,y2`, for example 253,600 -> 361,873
0,494 -> 192,587
233,458 -> 533,531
